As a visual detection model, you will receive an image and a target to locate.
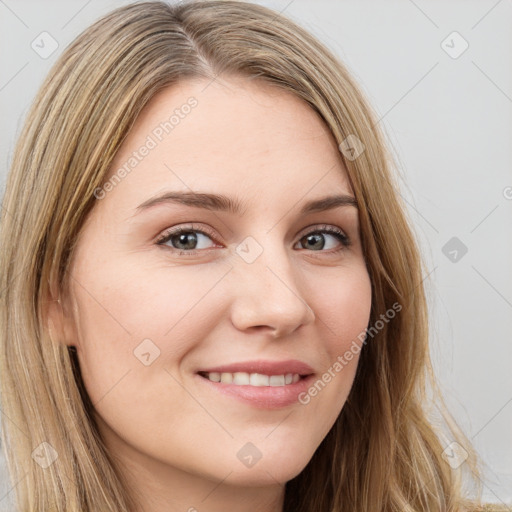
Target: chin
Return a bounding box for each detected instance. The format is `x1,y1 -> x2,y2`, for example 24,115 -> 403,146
223,454 -> 311,487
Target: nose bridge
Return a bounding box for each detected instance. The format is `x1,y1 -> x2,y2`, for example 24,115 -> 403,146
229,233 -> 314,335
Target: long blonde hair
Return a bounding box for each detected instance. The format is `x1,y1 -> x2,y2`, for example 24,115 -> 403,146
0,1 -> 490,510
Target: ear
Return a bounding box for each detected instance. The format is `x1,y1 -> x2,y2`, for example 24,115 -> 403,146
44,278 -> 77,350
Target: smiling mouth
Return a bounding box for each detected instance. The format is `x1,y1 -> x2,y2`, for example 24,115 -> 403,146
195,370 -> 317,409
197,371 -> 311,387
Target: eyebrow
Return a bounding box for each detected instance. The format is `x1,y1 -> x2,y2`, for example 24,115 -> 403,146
134,191 -> 358,216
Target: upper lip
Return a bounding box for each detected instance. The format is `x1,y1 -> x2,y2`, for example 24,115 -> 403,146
197,359 -> 315,376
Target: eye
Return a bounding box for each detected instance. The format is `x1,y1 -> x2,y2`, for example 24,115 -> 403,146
155,223 -> 351,256
156,223 -> 218,254
295,224 -> 351,253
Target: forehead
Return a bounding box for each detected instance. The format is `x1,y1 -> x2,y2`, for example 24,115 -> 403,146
102,75 -> 353,213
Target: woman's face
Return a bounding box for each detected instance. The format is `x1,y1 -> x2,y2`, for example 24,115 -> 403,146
60,76 -> 372,497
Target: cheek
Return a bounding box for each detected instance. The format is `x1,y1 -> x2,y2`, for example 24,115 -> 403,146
68,257 -> 231,396
303,265 -> 371,403
90,257 -> 231,336
314,265 -> 372,350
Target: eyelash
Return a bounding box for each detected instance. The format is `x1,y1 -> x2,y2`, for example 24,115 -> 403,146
155,223 -> 351,257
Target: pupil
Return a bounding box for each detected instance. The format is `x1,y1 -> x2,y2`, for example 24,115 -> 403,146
174,232 -> 197,250
304,233 -> 324,250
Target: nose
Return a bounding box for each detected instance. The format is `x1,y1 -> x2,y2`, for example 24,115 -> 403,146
229,242 -> 315,338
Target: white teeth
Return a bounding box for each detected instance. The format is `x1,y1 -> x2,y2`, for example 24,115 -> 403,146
220,373 -> 233,384
203,371 -> 302,386
269,375 -> 285,386
250,373 -> 269,386
233,372 -> 249,385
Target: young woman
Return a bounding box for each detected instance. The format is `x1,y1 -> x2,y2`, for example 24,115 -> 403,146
0,1 -> 507,511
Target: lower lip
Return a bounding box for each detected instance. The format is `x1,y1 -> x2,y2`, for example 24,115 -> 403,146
195,373 -> 316,409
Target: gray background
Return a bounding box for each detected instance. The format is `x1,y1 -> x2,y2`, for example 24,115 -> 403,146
1,0 -> 511,509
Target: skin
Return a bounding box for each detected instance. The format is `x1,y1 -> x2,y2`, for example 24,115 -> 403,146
51,75 -> 372,512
